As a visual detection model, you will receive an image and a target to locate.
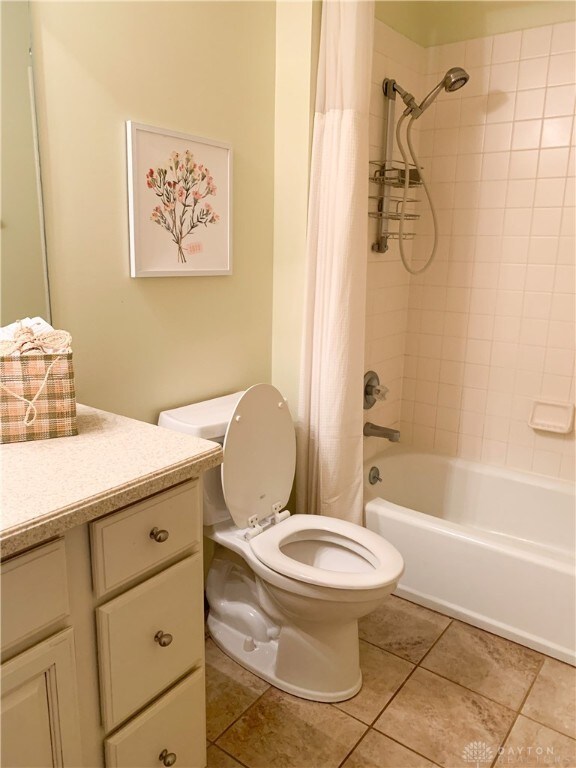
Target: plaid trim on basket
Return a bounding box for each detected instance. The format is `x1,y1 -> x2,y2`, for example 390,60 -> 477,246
0,353 -> 77,443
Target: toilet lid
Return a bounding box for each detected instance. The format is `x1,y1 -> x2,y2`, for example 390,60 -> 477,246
222,384 -> 296,530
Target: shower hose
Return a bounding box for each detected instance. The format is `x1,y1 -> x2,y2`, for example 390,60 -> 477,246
395,112 -> 439,275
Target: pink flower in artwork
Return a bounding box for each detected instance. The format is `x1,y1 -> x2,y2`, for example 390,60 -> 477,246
147,150 -> 220,264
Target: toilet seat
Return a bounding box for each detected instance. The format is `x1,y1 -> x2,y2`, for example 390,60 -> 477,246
248,514 -> 404,590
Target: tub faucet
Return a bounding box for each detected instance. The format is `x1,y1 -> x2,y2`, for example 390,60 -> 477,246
363,422 -> 401,442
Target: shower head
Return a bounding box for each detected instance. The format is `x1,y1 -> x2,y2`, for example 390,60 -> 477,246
443,66 -> 470,92
388,66 -> 470,119
416,66 -> 470,117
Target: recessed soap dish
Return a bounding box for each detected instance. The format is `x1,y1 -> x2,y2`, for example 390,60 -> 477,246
528,400 -> 574,434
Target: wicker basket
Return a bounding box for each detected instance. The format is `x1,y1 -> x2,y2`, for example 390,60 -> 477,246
0,353 -> 77,444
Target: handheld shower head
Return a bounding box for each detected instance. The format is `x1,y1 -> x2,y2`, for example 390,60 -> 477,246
386,66 -> 470,119
443,66 -> 469,92
415,66 -> 470,117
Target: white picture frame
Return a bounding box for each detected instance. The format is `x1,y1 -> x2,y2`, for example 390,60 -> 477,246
126,121 -> 232,277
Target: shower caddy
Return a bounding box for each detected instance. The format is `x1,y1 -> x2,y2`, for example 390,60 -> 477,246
370,78 -> 422,254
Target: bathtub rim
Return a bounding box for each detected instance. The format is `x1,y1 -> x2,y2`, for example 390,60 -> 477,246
365,497 -> 575,570
364,445 -> 575,503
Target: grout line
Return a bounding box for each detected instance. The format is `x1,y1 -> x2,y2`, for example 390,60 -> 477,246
415,616 -> 454,666
336,727 -> 372,768
209,742 -> 252,768
367,658 -> 421,726
487,655 -> 546,768
377,731 -> 445,767
357,635 -> 421,664
518,712 -> 576,743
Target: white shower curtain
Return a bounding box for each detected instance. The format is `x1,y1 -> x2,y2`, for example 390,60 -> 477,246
296,0 -> 374,524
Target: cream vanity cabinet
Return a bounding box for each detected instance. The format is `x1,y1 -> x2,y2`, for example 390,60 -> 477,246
1,480 -> 207,768
0,404 -> 219,768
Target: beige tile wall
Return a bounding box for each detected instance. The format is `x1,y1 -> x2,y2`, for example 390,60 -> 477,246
365,22 -> 425,461
367,18 -> 575,480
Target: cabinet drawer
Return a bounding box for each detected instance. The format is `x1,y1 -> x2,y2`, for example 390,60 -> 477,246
97,555 -> 204,731
91,481 -> 201,597
1,540 -> 69,653
105,668 -> 206,768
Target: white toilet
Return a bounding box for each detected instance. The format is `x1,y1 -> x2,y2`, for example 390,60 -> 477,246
159,384 -> 404,702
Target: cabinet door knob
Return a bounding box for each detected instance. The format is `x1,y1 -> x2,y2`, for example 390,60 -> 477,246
154,630 -> 173,647
150,527 -> 170,543
159,749 -> 177,766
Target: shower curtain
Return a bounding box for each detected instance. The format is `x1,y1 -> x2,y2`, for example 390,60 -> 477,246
296,0 -> 374,524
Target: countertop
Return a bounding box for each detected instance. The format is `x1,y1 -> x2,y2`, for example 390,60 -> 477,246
0,404 -> 222,558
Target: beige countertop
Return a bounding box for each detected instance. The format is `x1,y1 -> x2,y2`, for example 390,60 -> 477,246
0,404 -> 222,558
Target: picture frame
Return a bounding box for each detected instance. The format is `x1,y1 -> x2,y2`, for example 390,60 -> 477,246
126,121 -> 232,277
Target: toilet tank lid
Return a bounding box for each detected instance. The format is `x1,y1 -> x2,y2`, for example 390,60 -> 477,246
158,392 -> 244,439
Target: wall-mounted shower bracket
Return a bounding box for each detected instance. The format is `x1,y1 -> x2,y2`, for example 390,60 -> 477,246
370,78 -> 422,253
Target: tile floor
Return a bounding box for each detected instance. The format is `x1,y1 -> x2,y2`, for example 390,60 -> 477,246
205,596 -> 576,768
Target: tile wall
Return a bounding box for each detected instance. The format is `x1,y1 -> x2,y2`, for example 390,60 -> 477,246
366,23 -> 425,461
367,18 -> 575,480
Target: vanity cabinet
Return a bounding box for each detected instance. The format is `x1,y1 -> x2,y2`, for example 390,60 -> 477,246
1,481 -> 207,768
0,404 -> 220,768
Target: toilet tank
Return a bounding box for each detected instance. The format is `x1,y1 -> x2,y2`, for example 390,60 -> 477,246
158,392 -> 244,525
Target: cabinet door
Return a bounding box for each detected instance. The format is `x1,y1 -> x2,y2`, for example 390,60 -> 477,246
1,628 -> 82,768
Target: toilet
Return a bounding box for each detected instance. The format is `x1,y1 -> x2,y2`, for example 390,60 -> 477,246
158,384 -> 404,702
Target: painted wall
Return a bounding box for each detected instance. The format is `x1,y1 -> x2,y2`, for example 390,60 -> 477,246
376,2 -> 576,47
271,0 -> 320,411
31,1 -> 276,424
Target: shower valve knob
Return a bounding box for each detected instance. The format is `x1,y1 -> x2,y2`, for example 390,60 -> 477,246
371,385 -> 389,401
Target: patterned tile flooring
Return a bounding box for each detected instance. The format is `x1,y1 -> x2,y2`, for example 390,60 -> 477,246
205,596 -> 576,768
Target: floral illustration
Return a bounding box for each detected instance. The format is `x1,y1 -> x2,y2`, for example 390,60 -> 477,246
146,150 -> 219,263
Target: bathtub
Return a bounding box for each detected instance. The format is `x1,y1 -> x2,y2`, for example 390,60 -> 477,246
364,449 -> 576,664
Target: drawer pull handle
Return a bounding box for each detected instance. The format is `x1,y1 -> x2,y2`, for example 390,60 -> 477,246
154,630 -> 173,647
159,749 -> 177,766
150,527 -> 170,543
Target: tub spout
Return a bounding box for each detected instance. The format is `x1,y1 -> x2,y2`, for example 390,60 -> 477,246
363,422 -> 401,442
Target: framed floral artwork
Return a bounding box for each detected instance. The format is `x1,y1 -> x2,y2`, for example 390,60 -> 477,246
127,122 -> 232,277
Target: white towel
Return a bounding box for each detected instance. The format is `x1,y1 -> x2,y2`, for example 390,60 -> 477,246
0,317 -> 54,341
0,318 -> 72,356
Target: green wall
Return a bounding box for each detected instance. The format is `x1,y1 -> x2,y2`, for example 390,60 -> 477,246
375,1 -> 576,46
31,2 -> 276,424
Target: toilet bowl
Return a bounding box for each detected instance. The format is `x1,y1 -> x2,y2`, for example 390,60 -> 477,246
158,384 -> 404,702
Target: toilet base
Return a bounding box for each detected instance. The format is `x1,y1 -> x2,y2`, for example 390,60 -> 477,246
205,550 -> 363,702
207,613 -> 362,703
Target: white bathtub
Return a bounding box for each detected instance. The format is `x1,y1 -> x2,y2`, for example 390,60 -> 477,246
365,449 -> 576,664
